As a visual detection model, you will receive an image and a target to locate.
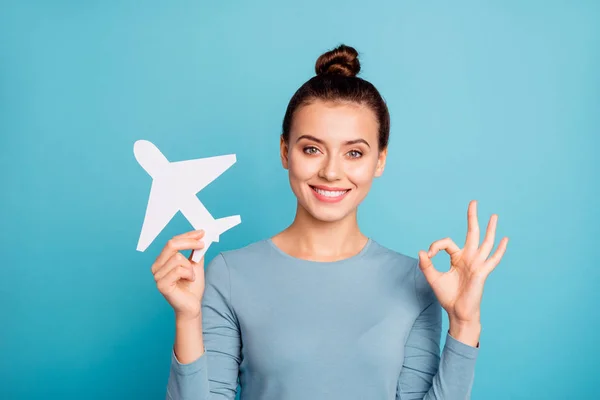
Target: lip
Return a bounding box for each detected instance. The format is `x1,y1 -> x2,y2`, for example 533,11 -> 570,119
310,184 -> 351,191
309,184 -> 351,203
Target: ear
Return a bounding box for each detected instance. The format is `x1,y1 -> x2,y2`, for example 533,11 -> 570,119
374,147 -> 387,177
280,135 -> 289,170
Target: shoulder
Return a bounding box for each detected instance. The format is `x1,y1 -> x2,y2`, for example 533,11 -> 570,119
202,239 -> 270,287
207,238 -> 271,269
367,239 -> 418,272
368,239 -> 435,307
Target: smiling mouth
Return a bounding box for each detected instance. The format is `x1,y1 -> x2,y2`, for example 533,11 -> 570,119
309,185 -> 350,199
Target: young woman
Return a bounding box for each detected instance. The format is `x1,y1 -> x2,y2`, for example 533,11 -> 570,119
153,44 -> 509,400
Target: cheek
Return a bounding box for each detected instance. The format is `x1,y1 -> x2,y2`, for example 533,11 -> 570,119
346,160 -> 377,186
288,153 -> 321,180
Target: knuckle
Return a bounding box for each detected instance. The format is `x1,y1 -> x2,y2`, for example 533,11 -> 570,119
182,255 -> 192,268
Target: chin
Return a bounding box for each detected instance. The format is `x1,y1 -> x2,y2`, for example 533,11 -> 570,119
306,206 -> 353,223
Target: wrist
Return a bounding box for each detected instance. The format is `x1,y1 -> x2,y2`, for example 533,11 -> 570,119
448,319 -> 481,348
176,313 -> 202,328
174,314 -> 205,364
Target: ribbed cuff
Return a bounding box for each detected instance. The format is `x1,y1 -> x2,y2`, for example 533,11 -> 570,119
444,331 -> 480,360
171,347 -> 208,376
168,348 -> 209,400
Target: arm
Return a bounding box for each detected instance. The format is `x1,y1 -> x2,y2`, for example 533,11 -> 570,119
166,253 -> 242,400
396,263 -> 479,400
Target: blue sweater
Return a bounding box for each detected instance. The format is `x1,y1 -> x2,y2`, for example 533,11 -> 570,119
166,238 -> 479,400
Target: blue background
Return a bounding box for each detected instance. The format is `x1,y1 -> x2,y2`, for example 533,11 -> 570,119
1,1 -> 598,399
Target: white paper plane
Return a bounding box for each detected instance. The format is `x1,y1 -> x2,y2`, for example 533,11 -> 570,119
134,139 -> 241,262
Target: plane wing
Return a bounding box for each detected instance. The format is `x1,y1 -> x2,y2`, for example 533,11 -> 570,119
136,180 -> 179,252
169,154 -> 237,196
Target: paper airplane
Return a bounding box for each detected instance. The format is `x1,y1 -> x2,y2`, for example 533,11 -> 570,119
134,140 -> 241,262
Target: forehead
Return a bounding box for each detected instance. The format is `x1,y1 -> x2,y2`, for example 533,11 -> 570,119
290,100 -> 379,144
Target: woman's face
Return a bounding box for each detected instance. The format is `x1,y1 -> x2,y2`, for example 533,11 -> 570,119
280,99 -> 387,223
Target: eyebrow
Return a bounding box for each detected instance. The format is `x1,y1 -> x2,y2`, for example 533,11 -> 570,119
295,134 -> 371,148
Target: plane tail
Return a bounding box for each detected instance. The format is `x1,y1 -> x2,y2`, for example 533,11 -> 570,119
189,215 -> 242,263
213,215 -> 242,242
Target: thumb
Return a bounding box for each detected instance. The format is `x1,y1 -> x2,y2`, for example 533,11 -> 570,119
418,250 -> 443,285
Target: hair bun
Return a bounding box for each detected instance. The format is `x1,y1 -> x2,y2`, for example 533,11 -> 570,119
315,44 -> 360,78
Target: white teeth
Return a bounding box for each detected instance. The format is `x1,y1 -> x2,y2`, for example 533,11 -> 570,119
312,187 -> 348,197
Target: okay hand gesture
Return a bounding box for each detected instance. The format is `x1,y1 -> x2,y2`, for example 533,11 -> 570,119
418,200 -> 509,325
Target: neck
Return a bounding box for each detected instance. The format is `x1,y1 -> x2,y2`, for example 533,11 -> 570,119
272,202 -> 368,261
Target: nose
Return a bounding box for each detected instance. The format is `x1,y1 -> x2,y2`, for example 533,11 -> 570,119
318,154 -> 342,181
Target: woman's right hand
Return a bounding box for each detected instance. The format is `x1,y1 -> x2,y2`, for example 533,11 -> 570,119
151,229 -> 207,321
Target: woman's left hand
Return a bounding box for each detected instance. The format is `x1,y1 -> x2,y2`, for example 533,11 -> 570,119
418,200 -> 509,327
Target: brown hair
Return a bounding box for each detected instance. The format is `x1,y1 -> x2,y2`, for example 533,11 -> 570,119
281,44 -> 390,151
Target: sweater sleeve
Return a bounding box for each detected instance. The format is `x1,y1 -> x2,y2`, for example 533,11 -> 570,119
396,261 -> 479,400
166,253 -> 242,400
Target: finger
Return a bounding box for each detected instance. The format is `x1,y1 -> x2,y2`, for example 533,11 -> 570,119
152,238 -> 205,274
154,252 -> 194,282
156,264 -> 195,295
482,237 -> 509,275
418,250 -> 443,284
173,229 -> 205,241
464,200 -> 480,252
427,237 -> 461,259
478,214 -> 498,260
